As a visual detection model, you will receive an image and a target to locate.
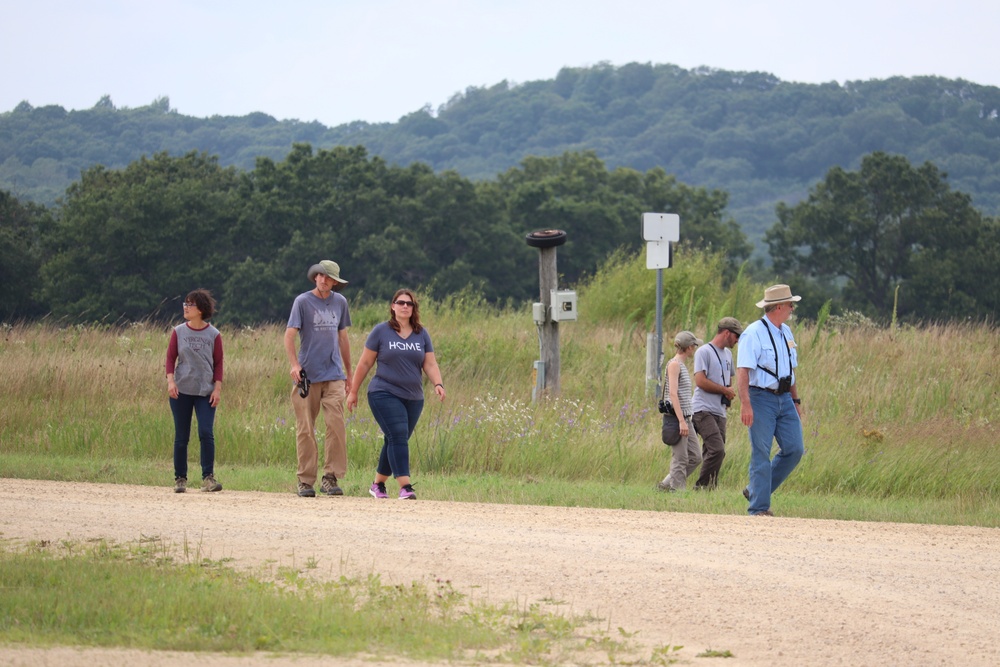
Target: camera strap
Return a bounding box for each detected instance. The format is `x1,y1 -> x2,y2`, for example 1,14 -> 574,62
708,343 -> 730,387
756,317 -> 790,380
660,366 -> 670,406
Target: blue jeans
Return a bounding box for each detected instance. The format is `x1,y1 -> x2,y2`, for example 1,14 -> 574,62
170,393 -> 216,480
747,388 -> 803,514
367,390 -> 423,479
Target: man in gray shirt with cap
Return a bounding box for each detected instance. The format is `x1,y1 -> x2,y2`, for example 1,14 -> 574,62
691,317 -> 742,489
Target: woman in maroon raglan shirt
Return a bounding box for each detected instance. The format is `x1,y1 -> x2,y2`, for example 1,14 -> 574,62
165,288 -> 224,493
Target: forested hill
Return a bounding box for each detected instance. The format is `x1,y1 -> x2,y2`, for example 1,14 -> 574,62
3,63 -> 1000,243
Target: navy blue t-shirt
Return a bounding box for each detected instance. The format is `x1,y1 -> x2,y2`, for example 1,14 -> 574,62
365,322 -> 434,401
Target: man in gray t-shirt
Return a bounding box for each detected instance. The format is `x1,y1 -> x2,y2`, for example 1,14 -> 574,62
284,260 -> 353,498
691,317 -> 742,489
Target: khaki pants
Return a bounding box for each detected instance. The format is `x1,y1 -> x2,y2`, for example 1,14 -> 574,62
662,416 -> 702,491
292,380 -> 347,485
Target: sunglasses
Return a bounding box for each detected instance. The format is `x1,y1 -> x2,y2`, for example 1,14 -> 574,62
393,299 -> 414,307
182,302 -> 197,308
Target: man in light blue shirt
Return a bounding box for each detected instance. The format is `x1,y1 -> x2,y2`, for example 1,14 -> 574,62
736,285 -> 804,516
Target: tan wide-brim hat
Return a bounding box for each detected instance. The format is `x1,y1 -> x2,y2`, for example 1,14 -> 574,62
307,260 -> 348,284
756,284 -> 801,308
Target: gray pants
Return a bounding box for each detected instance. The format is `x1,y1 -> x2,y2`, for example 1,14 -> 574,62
662,416 -> 702,491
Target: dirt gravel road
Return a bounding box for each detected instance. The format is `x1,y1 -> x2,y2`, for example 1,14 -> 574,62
2,479 -> 999,666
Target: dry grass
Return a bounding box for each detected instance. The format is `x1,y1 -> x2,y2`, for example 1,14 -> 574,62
2,305 -> 997,507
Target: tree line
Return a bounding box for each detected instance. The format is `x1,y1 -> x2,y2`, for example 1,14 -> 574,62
1,146 -> 745,324
2,145 -> 997,325
4,63 -> 1000,249
768,152 -> 1000,321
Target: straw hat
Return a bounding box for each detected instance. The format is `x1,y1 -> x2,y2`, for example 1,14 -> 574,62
755,284 -> 801,308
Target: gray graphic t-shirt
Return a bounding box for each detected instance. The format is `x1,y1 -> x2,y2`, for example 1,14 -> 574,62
172,322 -> 221,396
287,291 -> 352,382
692,343 -> 733,417
364,322 -> 434,401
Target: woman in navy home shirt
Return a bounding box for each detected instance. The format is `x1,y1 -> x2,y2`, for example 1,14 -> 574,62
347,289 -> 445,499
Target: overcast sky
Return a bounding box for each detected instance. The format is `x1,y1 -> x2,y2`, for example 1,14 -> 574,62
4,0 -> 998,127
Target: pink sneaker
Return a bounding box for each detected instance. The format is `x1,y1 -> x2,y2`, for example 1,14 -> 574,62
398,484 -> 416,500
369,481 -> 388,499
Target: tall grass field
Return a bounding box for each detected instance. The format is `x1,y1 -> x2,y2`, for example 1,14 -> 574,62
2,250 -> 998,526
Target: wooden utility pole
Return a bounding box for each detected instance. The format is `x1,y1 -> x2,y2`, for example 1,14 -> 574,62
525,229 -> 568,399
538,244 -> 559,396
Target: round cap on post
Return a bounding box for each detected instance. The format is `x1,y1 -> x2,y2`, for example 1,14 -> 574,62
525,229 -> 567,248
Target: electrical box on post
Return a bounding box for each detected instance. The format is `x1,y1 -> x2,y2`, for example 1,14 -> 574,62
549,290 -> 578,322
532,302 -> 546,324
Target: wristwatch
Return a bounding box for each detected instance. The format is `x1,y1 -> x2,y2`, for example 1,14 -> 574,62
792,398 -> 801,405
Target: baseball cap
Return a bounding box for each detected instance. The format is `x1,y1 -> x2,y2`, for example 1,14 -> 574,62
718,317 -> 744,335
674,330 -> 703,348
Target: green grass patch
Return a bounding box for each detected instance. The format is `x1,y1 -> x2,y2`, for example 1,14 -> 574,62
0,538 -> 655,664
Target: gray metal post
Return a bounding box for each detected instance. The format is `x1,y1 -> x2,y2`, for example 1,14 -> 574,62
642,212 -> 677,397
532,360 -> 546,402
646,332 -> 659,395
656,268 -> 664,392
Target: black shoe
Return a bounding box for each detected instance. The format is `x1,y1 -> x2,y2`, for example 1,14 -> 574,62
742,487 -> 750,501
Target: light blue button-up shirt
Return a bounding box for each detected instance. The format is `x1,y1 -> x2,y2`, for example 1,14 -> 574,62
736,317 -> 798,389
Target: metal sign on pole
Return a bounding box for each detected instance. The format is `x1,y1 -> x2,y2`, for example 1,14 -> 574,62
641,213 -> 679,395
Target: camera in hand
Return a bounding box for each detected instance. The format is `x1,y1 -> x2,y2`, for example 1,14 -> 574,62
721,395 -> 732,408
777,375 -> 792,394
297,369 -> 311,398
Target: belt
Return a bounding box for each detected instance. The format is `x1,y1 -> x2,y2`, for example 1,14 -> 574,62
750,385 -> 780,394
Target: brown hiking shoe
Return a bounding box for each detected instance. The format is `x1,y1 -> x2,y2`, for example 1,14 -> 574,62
201,475 -> 222,492
174,477 -> 187,493
320,474 -> 343,496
